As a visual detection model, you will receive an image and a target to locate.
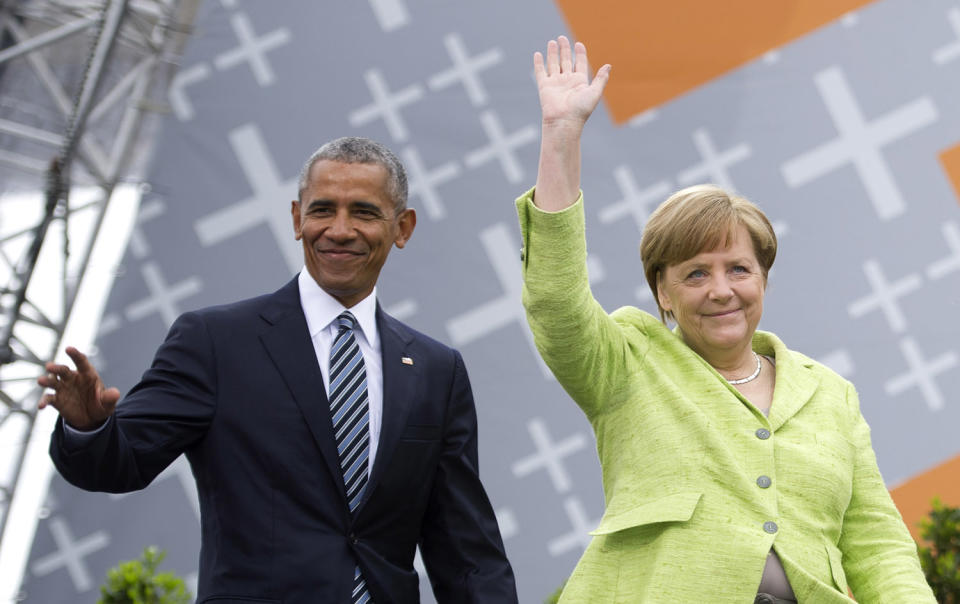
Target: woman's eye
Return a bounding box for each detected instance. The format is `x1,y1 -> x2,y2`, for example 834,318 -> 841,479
687,270 -> 706,279
732,265 -> 748,273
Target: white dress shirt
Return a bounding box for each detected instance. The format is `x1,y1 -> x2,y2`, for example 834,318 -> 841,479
298,269 -> 383,473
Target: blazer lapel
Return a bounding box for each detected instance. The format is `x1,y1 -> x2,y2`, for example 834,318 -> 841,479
359,306 -> 419,511
754,331 -> 822,431
259,278 -> 347,508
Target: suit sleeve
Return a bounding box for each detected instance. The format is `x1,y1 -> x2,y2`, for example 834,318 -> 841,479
417,350 -> 518,603
837,383 -> 936,602
49,311 -> 217,493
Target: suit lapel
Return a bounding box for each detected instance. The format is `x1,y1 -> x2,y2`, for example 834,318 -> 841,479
259,278 -> 348,508
359,306 -> 419,511
754,331 -> 822,431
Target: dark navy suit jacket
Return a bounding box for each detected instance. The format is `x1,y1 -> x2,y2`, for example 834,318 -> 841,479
50,277 -> 517,603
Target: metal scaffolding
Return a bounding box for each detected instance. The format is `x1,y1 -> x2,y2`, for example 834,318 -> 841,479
0,0 -> 199,594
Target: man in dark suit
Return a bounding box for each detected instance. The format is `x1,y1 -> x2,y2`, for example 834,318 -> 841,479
39,137 -> 518,604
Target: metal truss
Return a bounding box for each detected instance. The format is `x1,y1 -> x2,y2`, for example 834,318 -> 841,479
0,0 -> 200,578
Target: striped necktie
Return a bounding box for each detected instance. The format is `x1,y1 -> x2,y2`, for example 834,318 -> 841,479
329,311 -> 371,603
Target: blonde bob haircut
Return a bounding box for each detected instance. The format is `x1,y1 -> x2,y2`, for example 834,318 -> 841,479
639,184 -> 777,324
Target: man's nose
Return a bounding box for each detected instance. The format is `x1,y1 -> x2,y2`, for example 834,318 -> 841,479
326,212 -> 355,239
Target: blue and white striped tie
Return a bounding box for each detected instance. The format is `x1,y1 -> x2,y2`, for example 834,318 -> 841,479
329,311 -> 371,604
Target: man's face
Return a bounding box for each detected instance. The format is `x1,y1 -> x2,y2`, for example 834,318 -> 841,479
292,159 -> 416,307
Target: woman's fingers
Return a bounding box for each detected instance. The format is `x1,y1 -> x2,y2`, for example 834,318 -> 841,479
559,35 -> 573,74
545,38 -> 559,76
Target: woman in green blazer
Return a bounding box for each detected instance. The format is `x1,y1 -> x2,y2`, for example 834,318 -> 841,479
519,36 -> 935,603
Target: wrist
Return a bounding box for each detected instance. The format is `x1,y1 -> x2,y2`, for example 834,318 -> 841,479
540,117 -> 586,136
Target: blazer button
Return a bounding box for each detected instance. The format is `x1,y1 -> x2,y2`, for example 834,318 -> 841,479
349,533 -> 358,545
763,521 -> 778,534
756,475 -> 772,489
755,428 -> 771,440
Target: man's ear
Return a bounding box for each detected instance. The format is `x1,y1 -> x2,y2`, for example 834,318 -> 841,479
393,208 -> 416,249
291,200 -> 302,240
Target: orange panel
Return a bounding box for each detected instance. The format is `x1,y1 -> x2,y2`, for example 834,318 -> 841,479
940,143 -> 960,204
890,454 -> 960,542
555,0 -> 877,123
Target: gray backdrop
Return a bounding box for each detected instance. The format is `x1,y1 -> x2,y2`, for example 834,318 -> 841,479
21,0 -> 960,601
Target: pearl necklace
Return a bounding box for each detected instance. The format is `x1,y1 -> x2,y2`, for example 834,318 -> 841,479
726,352 -> 762,385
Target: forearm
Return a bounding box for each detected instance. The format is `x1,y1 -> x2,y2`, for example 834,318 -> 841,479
534,120 -> 585,212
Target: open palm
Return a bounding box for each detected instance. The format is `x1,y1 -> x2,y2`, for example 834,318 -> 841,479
535,36 -> 610,127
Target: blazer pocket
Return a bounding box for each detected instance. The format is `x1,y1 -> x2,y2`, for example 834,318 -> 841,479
400,424 -> 441,441
590,491 -> 702,535
824,541 -> 849,593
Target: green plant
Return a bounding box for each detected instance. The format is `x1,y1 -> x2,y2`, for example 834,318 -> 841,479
98,546 -> 192,604
918,497 -> 960,603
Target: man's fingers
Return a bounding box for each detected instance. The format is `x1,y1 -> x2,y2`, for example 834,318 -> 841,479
38,393 -> 56,410
37,372 -> 57,389
101,387 -> 121,408
65,346 -> 93,374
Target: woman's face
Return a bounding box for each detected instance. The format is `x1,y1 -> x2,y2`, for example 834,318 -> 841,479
656,224 -> 766,363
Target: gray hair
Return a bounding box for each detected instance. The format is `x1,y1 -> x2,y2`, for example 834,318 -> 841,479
297,137 -> 408,212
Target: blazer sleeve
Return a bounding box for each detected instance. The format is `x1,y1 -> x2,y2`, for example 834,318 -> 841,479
50,310 -> 217,493
516,188 -> 648,418
837,383 -> 936,602
417,350 -> 518,603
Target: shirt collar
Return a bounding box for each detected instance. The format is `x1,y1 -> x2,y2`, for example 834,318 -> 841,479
298,269 -> 379,348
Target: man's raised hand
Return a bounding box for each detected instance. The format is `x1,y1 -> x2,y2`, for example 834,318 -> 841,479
534,35 -> 611,128
38,346 -> 120,431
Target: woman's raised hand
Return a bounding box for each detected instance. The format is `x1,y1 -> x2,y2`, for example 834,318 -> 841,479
534,35 -> 611,128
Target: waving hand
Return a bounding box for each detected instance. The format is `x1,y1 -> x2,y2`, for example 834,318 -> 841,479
532,36 -> 611,211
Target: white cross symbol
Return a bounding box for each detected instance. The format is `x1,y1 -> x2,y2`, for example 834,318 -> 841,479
677,128 -> 752,191
214,13 -> 291,87
547,497 -> 600,557
464,110 -> 537,183
384,298 -> 418,322
511,418 -> 587,493
194,123 -> 302,272
401,145 -> 460,220
108,455 -> 200,524
428,33 -> 504,107
926,222 -> 960,280
348,69 -> 424,143
156,455 -> 201,522
817,349 -> 855,378
31,517 -> 109,591
846,259 -> 922,334
885,337 -> 958,411
597,165 -> 670,232
495,507 -> 519,540
781,66 -> 938,221
128,198 -> 166,259
368,0 -> 410,32
124,261 -> 202,328
444,222 -> 537,367
933,7 -> 960,64
629,109 -> 658,128
445,222 -> 604,378
168,63 -> 211,121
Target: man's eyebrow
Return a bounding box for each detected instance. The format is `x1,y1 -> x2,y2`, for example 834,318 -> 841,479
304,199 -> 386,214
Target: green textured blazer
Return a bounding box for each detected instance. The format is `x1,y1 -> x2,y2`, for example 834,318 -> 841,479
516,190 -> 935,603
